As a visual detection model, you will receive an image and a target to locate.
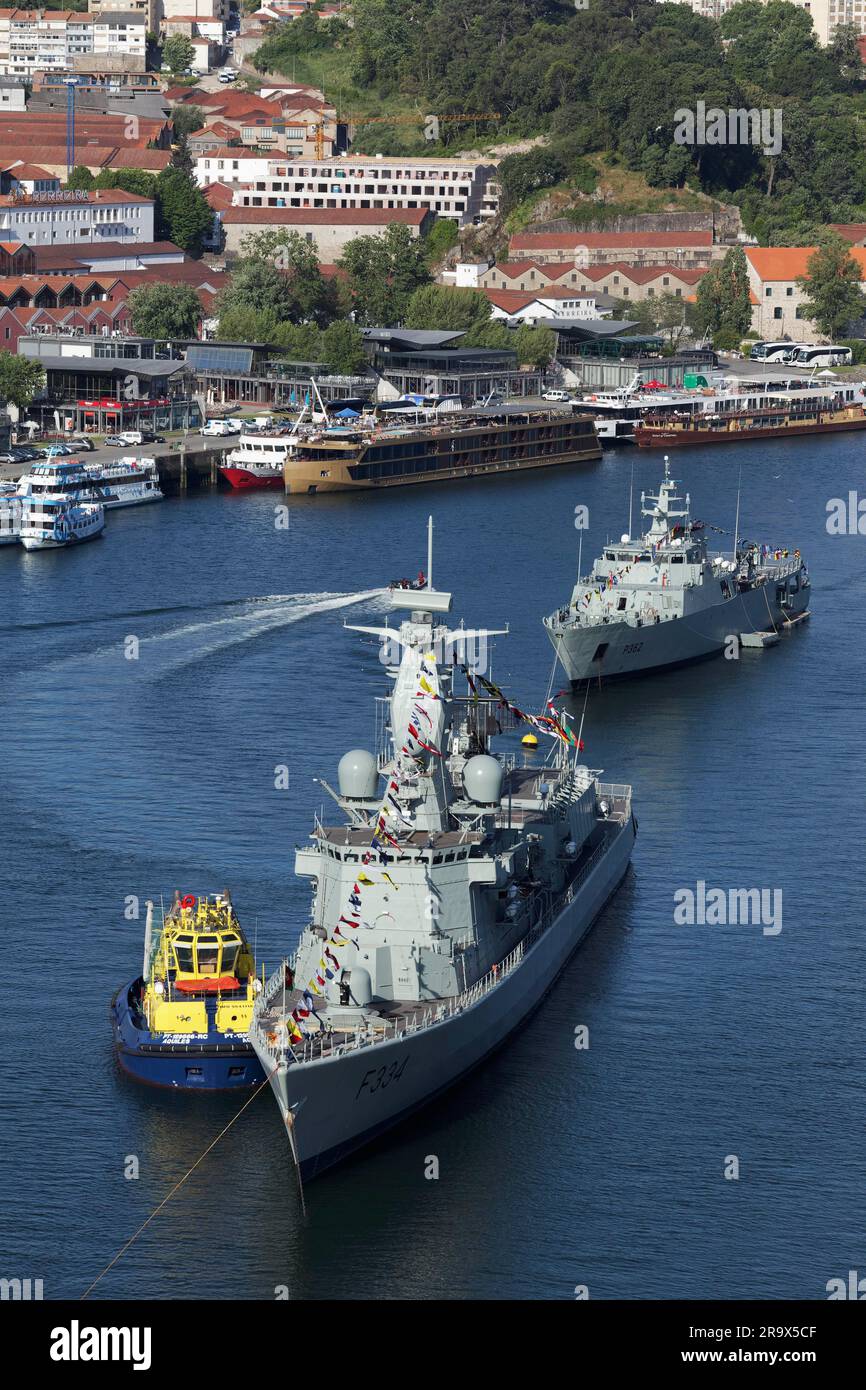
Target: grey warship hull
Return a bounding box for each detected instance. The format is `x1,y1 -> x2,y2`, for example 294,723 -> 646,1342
256,807 -> 634,1180
549,574 -> 809,683
545,460 -> 810,684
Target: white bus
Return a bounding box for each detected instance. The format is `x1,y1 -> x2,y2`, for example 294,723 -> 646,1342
789,344 -> 853,367
749,341 -> 796,362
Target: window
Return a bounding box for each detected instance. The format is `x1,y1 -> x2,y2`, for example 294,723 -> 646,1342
765,287 -> 772,297
773,307 -> 782,319
786,287 -> 793,296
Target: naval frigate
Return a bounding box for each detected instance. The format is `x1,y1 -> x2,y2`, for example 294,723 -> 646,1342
544,458 -> 810,683
249,525 -> 636,1180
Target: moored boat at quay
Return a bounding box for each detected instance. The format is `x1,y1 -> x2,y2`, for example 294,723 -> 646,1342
574,371 -> 866,447
0,483 -> 21,544
84,456 -> 164,508
635,399 -> 866,447
282,404 -> 601,493
17,456 -> 105,551
545,458 -> 810,683
111,892 -> 266,1090
249,524 -> 635,1179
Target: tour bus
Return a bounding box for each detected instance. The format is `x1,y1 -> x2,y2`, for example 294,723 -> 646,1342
789,344 -> 853,368
749,341 -> 796,362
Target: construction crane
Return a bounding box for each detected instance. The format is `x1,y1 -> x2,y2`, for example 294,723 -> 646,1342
284,112 -> 500,161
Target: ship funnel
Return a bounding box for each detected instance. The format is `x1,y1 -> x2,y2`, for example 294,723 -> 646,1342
338,749 -> 378,800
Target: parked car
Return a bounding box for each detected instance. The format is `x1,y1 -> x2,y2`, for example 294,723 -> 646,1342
69,437 -> 95,451
542,389 -> 571,402
103,435 -> 127,448
138,431 -> 166,444
200,419 -> 237,437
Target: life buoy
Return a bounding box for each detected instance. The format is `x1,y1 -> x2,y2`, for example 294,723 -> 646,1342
180,894 -> 197,910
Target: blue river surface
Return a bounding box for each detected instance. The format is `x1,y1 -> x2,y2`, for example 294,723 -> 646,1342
0,435 -> 863,1301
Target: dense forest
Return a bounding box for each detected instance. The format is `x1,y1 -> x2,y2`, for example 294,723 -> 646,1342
253,0 -> 866,244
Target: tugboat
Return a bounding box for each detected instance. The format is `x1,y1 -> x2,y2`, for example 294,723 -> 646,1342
111,892 -> 267,1090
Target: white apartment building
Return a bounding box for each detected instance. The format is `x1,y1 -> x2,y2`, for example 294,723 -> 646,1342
0,187 -> 154,244
0,10 -> 147,78
88,0 -> 156,34
665,0 -> 847,45
201,155 -> 501,226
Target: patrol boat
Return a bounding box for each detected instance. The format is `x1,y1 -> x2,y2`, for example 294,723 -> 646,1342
249,522 -> 636,1180
111,892 -> 266,1090
544,458 -> 810,683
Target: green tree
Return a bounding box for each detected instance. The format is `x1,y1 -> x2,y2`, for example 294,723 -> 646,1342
796,234 -> 866,338
694,247 -> 752,337
67,165 -> 95,191
512,322 -> 557,368
163,34 -> 194,74
171,103 -> 205,139
653,292 -> 691,350
0,353 -> 45,408
321,320 -> 367,374
128,283 -> 203,339
404,284 -> 491,332
238,228 -> 337,324
156,166 -> 213,255
218,304 -> 281,342
218,260 -> 297,321
338,223 -> 431,325
424,218 -> 459,267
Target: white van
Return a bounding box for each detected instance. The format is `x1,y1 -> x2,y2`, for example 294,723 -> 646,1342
199,419 -> 234,437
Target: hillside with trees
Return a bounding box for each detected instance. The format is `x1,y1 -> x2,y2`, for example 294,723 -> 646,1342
252,0 -> 866,246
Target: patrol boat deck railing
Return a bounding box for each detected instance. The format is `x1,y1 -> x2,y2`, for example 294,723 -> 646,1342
252,804 -> 628,1069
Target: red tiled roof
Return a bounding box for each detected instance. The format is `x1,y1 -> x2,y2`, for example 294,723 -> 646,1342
745,246 -> 866,280
829,223 -> 866,244
482,288 -> 598,313
202,182 -> 235,210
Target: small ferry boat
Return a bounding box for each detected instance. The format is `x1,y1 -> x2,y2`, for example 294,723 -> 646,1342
0,483 -> 21,544
17,456 -> 105,550
84,456 -> 164,508
111,892 -> 267,1090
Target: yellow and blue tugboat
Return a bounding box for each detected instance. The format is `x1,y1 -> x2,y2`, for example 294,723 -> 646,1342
111,891 -> 267,1090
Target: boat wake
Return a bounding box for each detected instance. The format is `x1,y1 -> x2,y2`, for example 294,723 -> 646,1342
0,588 -> 389,860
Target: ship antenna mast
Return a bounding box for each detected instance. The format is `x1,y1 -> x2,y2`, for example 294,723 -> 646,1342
627,459 -> 634,539
427,514 -> 433,589
732,466 -> 742,561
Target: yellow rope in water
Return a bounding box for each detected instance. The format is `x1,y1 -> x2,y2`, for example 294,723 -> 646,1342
80,1064 -> 279,1300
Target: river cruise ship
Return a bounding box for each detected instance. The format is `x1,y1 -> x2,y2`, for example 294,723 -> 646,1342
282,404 -> 600,493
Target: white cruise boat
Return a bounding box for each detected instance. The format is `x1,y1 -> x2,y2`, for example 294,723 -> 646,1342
84,457 -> 164,508
17,456 -> 105,551
0,483 -> 22,544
